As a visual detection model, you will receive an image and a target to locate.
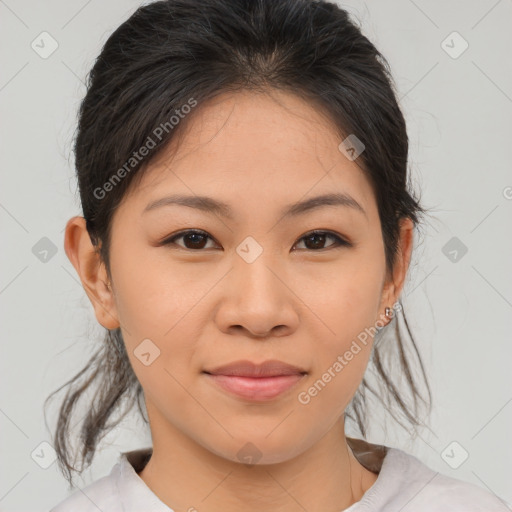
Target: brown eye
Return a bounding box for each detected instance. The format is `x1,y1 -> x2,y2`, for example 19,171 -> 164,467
162,230 -> 216,250
294,230 -> 351,251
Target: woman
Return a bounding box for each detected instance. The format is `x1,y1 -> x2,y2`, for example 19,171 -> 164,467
48,0 -> 511,510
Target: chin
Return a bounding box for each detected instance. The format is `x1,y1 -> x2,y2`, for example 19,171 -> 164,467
203,431 -> 309,467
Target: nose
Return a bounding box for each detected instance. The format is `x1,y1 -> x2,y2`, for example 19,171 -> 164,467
215,252 -> 300,339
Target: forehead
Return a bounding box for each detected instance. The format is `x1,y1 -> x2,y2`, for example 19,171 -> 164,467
122,89 -> 377,224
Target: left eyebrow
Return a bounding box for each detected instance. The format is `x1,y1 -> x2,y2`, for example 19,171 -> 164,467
279,192 -> 367,219
143,192 -> 366,219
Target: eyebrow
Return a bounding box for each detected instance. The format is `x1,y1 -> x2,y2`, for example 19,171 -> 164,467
143,192 -> 366,219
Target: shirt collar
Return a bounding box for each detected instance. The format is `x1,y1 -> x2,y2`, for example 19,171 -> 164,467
115,447 -> 175,512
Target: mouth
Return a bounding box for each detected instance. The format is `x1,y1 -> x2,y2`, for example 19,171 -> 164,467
202,359 -> 307,401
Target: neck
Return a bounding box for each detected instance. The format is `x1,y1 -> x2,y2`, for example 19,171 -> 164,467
138,415 -> 379,512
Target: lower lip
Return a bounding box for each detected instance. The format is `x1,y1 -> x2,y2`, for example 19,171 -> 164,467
204,373 -> 305,401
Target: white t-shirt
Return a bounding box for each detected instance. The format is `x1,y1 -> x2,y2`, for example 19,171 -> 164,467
50,445 -> 512,511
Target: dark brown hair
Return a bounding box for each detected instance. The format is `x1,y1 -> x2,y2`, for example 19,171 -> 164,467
45,0 -> 433,488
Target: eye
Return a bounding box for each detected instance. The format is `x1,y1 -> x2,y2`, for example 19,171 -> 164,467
161,229 -> 218,250
293,230 -> 351,251
161,229 -> 351,251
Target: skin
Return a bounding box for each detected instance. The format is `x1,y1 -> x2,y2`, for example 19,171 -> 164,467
65,89 -> 414,512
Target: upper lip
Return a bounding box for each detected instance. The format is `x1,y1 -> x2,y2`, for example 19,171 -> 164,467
203,359 -> 307,377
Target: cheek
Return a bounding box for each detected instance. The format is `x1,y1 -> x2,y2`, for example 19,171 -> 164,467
110,250 -> 213,380
302,261 -> 383,399
310,262 -> 384,343
109,241 -> 204,334
295,308 -> 374,434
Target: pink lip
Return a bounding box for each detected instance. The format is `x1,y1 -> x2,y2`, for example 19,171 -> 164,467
203,359 -> 307,401
204,373 -> 305,401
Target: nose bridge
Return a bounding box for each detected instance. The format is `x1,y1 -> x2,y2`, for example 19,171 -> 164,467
228,232 -> 301,322
234,235 -> 281,297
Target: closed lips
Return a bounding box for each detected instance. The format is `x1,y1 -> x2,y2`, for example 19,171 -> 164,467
203,360 -> 308,401
203,359 -> 307,378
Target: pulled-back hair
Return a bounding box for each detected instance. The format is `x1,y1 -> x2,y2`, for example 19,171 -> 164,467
45,0 -> 433,488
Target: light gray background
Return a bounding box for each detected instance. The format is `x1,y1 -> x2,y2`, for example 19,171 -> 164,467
1,1 -> 511,510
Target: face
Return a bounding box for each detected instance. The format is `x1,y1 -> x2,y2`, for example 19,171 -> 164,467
66,89 -> 412,465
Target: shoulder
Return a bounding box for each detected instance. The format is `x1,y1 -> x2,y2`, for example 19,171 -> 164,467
49,464 -> 121,512
380,447 -> 512,511
410,470 -> 511,511
49,448 -> 157,512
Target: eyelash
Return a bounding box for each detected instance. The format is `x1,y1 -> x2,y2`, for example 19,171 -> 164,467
160,229 -> 352,252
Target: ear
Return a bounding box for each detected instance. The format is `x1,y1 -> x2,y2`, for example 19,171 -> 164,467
378,217 -> 414,324
64,216 -> 120,330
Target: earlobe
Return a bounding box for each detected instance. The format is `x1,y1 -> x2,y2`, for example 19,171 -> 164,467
64,216 -> 120,330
